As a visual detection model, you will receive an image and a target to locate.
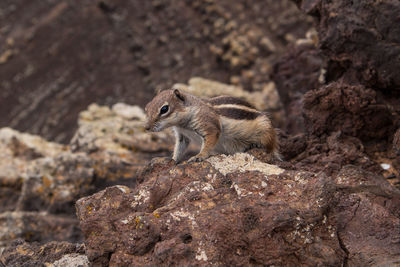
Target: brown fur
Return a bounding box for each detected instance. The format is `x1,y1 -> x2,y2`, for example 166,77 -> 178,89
145,89 -> 279,162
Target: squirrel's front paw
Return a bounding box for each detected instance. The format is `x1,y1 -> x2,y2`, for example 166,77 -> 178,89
188,155 -> 206,163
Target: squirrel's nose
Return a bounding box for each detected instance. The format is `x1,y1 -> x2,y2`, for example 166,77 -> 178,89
144,123 -> 151,131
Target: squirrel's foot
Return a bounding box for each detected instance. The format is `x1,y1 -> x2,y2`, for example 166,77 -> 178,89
188,155 -> 208,163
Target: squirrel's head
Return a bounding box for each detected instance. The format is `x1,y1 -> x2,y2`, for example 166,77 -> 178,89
144,89 -> 186,132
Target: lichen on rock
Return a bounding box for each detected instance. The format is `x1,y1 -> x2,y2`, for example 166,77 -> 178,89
207,153 -> 284,176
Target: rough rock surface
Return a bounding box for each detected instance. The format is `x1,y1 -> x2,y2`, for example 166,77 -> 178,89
269,0 -> 400,187
271,0 -> 400,165
0,211 -> 81,249
293,0 -> 400,89
271,36 -> 323,134
76,155 -> 400,266
303,81 -> 394,141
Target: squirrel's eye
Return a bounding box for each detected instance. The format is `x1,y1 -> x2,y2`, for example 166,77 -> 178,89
160,105 -> 169,115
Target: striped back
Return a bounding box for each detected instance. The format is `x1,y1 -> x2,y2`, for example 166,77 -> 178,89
208,96 -> 261,120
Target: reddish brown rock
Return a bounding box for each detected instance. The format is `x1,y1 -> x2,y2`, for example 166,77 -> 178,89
272,42 -> 324,134
393,128 -> 400,156
303,81 -> 394,141
293,0 -> 400,89
0,212 -> 81,248
333,166 -> 400,266
278,132 -> 307,161
76,154 -> 400,266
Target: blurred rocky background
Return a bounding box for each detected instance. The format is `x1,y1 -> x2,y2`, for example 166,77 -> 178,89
0,0 -> 312,143
1,0 -> 400,266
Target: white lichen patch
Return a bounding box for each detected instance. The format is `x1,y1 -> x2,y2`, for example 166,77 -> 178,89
170,209 -> 198,227
294,172 -> 308,185
195,248 -> 208,261
166,182 -> 206,209
132,188 -> 150,206
202,182 -> 214,192
231,182 -> 253,199
316,197 -> 324,208
211,173 -> 217,183
287,218 -> 315,245
322,215 -> 327,224
52,253 -> 90,267
327,224 -> 336,238
336,174 -> 347,184
195,242 -> 208,261
186,181 -> 214,193
207,153 -> 284,176
120,214 -> 139,225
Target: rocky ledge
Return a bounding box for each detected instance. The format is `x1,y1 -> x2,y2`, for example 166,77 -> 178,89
76,155 -> 400,266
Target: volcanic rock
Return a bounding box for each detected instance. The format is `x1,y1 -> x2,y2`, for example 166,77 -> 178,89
294,0 -> 400,89
76,153 -> 400,266
272,38 -> 324,134
303,81 -> 394,141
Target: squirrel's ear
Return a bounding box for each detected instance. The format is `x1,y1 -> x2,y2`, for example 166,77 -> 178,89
174,89 -> 185,102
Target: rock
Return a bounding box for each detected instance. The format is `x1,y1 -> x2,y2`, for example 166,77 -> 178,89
206,153 -> 283,176
333,166 -> 400,266
303,81 -> 394,141
0,211 -> 81,249
0,128 -> 65,158
70,103 -> 173,155
76,153 -> 400,266
271,42 -> 324,134
112,103 -> 146,121
294,0 -> 400,90
0,240 -> 86,267
292,131 -> 381,177
393,128 -> 400,156
52,253 -> 90,267
0,128 -> 66,212
16,152 -> 95,214
278,132 -> 307,161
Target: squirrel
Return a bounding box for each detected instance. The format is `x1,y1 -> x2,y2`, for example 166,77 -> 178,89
144,88 -> 280,163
